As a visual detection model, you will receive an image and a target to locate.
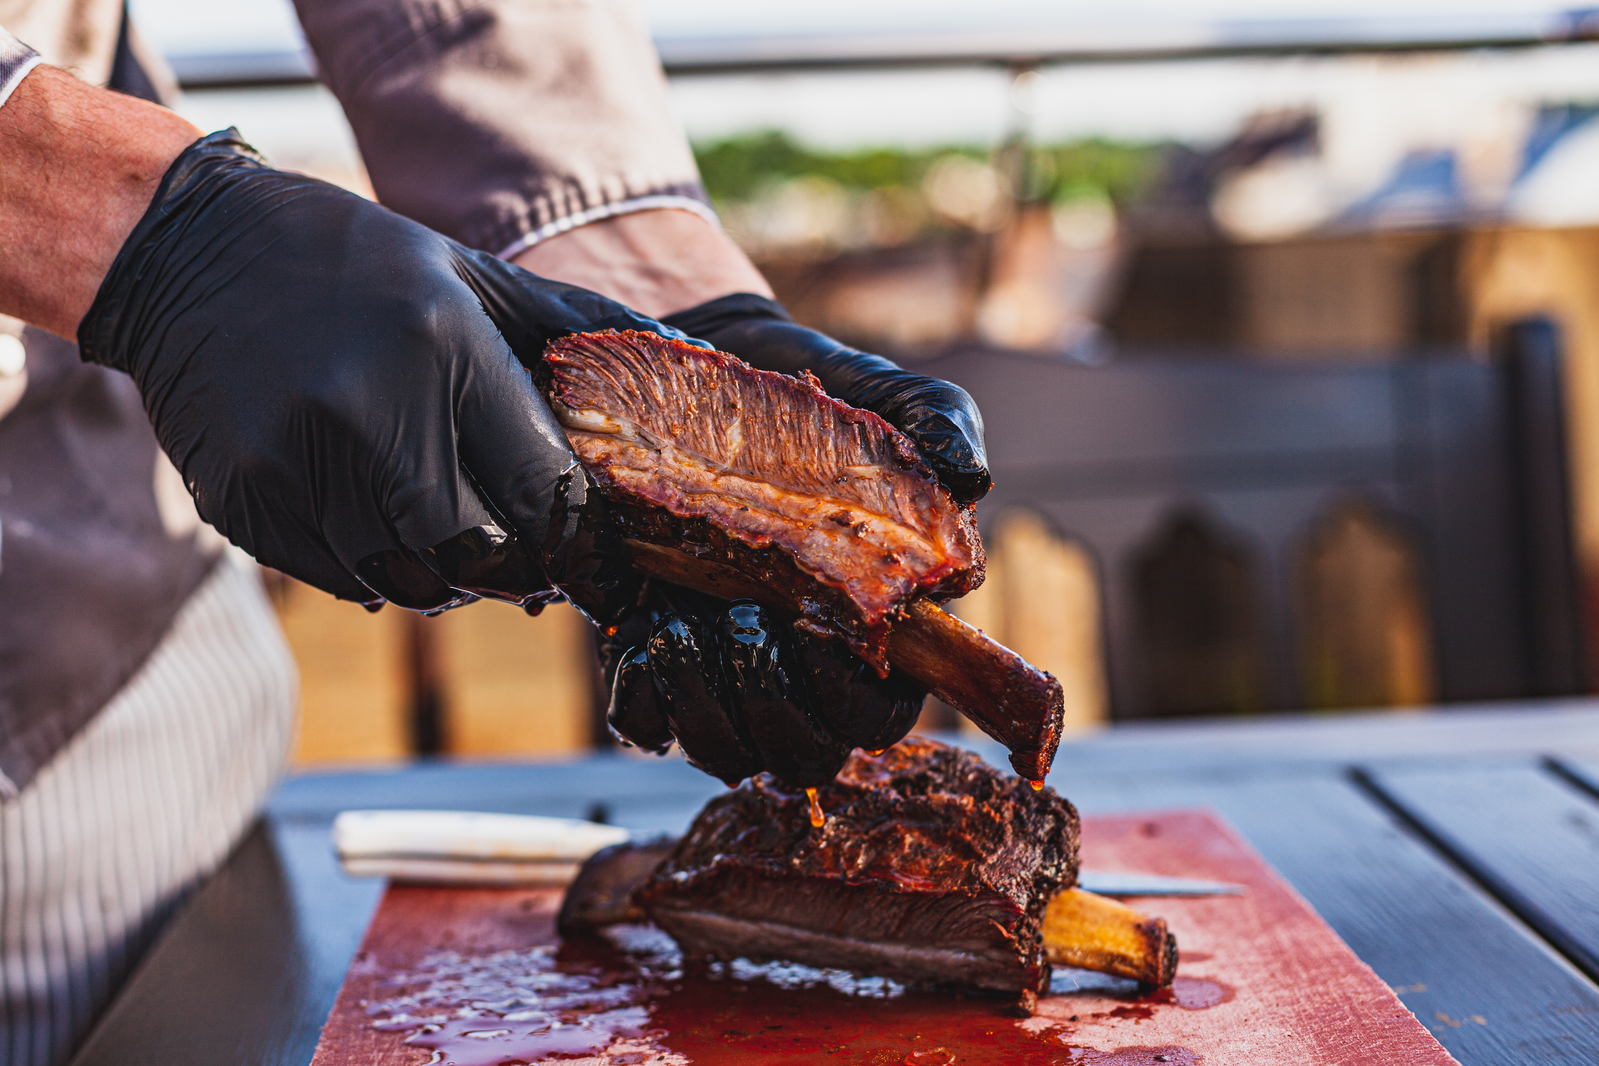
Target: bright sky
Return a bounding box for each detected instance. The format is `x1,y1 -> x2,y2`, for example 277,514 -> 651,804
128,0 -> 1579,59
637,0 -> 1570,45
139,0 -> 1599,156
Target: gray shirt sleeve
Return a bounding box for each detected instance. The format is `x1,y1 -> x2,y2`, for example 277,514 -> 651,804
291,0 -> 713,257
0,26 -> 42,110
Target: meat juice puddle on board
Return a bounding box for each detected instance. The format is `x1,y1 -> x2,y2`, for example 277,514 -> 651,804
363,927 -> 1226,1066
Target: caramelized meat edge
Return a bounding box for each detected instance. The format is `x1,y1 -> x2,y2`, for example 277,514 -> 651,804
544,331 -> 983,665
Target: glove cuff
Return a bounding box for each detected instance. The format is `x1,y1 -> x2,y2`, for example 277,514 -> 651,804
78,129 -> 268,372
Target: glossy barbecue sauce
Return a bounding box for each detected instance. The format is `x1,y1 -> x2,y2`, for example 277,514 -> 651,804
805,786 -> 826,828
366,928 -> 1217,1066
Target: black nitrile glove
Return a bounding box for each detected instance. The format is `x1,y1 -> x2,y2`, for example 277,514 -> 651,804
602,587 -> 925,787
662,293 -> 991,503
79,131 -> 683,615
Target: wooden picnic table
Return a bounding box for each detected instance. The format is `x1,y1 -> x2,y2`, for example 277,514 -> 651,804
69,701 -> 1599,1066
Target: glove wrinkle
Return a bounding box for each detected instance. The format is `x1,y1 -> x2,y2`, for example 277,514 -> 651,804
718,602 -> 851,788
596,585 -> 930,789
647,613 -> 762,785
607,645 -> 675,754
538,468 -> 646,630
798,631 -> 926,753
414,526 -> 549,609
355,545 -> 476,612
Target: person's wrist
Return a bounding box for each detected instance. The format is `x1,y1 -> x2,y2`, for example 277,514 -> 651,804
511,208 -> 772,319
0,65 -> 201,338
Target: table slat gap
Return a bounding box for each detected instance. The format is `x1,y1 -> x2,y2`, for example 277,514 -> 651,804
1545,755 -> 1599,804
1349,764 -> 1599,985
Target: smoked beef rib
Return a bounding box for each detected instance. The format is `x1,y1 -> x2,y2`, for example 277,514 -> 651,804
543,331 -> 1065,780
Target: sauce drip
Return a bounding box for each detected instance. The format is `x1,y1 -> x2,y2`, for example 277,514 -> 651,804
1030,779 -> 1045,791
805,787 -> 826,828
1151,976 -> 1234,1010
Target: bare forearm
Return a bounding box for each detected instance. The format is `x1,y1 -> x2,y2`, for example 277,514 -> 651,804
0,65 -> 201,338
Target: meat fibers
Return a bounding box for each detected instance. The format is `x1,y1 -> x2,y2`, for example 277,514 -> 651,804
543,331 -> 984,670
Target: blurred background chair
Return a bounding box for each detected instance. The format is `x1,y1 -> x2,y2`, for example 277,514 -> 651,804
917,316 -> 1588,724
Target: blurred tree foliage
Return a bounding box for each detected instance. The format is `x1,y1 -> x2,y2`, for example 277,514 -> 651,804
694,132 -> 953,202
691,130 -> 1158,207
1025,141 -> 1159,205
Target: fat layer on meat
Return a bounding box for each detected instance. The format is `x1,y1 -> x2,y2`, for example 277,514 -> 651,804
543,331 -> 983,667
634,738 -> 1079,997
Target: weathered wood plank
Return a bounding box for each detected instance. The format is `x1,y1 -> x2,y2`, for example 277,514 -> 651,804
266,705 -> 1599,824
1359,760 -> 1599,983
1552,756 -> 1599,800
269,705 -> 1599,821
1063,766 -> 1599,1064
1033,702 -> 1599,778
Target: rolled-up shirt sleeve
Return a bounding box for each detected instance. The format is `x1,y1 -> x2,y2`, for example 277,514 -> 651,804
0,27 -> 43,110
292,0 -> 715,258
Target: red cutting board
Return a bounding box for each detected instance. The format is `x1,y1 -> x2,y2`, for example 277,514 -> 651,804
310,810 -> 1458,1066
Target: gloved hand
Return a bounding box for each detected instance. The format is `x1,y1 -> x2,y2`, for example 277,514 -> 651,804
662,293 -> 991,503
78,130 -> 680,616
601,585 -> 926,787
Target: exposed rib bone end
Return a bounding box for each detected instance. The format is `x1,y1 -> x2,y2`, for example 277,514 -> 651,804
1042,888 -> 1178,987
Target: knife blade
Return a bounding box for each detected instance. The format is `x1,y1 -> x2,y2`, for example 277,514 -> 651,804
332,809 -> 629,885
1076,870 -> 1245,897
